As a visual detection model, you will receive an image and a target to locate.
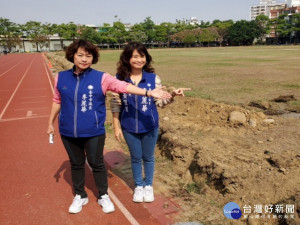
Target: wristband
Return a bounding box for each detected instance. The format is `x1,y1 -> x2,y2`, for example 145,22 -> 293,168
145,90 -> 148,96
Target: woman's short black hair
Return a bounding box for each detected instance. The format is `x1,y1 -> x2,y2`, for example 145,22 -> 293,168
65,39 -> 99,64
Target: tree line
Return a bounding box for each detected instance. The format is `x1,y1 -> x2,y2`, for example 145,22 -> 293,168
1,14 -> 300,52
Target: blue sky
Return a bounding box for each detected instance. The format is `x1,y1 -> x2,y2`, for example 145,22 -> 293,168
0,0 -> 287,25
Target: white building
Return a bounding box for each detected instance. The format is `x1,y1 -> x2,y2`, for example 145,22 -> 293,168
286,0 -> 300,7
189,17 -> 199,25
0,34 -> 73,53
251,0 -> 280,20
259,0 -> 277,5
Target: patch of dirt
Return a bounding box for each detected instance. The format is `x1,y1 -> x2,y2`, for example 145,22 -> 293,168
155,97 -> 300,225
46,52 -> 300,225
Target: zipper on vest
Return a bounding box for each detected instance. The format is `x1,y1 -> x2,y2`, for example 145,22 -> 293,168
151,108 -> 155,125
135,94 -> 138,133
95,111 -> 98,128
74,76 -> 80,137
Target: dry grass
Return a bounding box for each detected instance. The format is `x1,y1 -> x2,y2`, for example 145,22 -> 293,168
92,45 -> 300,105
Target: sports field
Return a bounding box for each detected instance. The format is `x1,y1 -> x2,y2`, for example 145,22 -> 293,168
93,45 -> 300,105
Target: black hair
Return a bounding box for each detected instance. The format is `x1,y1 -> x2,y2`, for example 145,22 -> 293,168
65,39 -> 99,64
117,42 -> 154,80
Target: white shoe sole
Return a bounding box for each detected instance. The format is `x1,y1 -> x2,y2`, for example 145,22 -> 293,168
98,200 -> 115,213
133,197 -> 143,203
102,207 -> 115,214
69,198 -> 89,214
143,197 -> 154,203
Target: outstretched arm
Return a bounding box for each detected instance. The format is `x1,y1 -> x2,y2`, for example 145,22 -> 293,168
103,73 -> 172,100
126,84 -> 172,99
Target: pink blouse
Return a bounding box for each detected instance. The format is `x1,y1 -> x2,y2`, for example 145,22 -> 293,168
53,72 -> 129,104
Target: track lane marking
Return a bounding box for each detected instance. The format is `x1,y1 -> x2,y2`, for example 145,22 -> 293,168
21,101 -> 46,104
26,111 -> 33,117
0,57 -> 28,77
20,96 -> 47,99
42,54 -> 54,94
86,161 -> 140,225
0,55 -> 36,119
107,188 -> 140,225
14,107 -> 49,111
0,56 -> 23,68
0,115 -> 49,122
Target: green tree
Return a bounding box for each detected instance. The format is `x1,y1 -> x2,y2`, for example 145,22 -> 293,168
255,15 -> 270,43
198,27 -> 220,46
0,17 -> 22,52
140,17 -> 156,43
79,26 -> 101,44
197,20 -> 211,28
227,20 -> 261,46
158,22 -> 176,47
171,29 -> 197,47
22,21 -> 44,51
269,14 -> 290,43
154,24 -> 167,46
111,21 -> 127,49
182,34 -> 197,47
174,19 -> 195,32
127,24 -> 147,43
213,20 -> 233,45
290,13 -> 300,43
41,23 -> 57,51
53,22 -> 78,49
98,23 -> 117,48
276,13 -> 300,43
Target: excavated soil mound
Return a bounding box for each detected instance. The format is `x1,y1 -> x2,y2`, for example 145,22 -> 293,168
156,97 -> 300,225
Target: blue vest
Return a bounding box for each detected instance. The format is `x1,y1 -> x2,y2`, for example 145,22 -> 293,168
57,68 -> 106,137
118,71 -> 159,133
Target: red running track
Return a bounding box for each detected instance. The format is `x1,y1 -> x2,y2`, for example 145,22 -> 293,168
0,53 -> 179,225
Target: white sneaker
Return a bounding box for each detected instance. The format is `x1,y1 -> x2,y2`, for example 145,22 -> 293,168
98,194 -> 115,213
69,194 -> 89,214
133,186 -> 144,202
144,186 -> 154,202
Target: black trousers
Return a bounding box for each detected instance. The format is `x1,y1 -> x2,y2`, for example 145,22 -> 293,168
61,134 -> 107,199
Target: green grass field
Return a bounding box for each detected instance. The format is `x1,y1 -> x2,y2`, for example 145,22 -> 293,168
91,45 -> 300,105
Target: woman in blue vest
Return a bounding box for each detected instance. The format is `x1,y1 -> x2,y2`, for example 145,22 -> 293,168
111,42 -> 190,203
47,39 -> 171,214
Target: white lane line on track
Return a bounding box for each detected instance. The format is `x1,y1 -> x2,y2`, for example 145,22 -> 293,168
14,107 -> 49,111
0,57 -> 27,77
23,88 -> 47,91
20,96 -> 47,99
0,57 -> 23,68
0,115 -> 48,123
26,111 -> 32,117
42,55 -> 54,94
21,101 -> 45,104
107,189 -> 140,225
0,55 -> 36,120
85,161 -> 140,225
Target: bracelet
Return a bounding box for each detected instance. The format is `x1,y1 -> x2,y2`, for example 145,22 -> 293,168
145,90 -> 148,96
